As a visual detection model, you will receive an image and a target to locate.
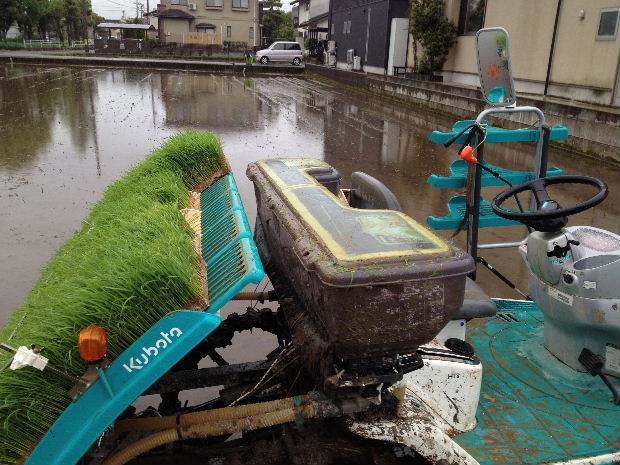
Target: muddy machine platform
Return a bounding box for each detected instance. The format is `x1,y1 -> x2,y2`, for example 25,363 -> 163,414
7,28 -> 619,465
378,27 -> 620,465
461,300 -> 620,464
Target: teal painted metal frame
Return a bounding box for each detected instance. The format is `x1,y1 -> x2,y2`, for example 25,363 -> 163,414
426,121 -> 569,231
25,311 -> 223,465
427,195 -> 521,230
430,121 -> 569,145
25,173 -> 265,465
428,160 -> 564,189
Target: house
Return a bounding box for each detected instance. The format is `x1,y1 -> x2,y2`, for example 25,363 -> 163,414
157,0 -> 259,47
441,0 -> 620,107
292,2 -> 308,47
143,10 -> 159,38
329,0 -> 409,74
291,0 -> 330,45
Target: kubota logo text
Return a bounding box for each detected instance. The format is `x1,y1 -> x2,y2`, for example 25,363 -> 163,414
122,327 -> 183,373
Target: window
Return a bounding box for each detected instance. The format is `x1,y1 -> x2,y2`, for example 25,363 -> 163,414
286,43 -> 301,50
249,26 -> 254,43
232,0 -> 249,8
342,20 -> 351,34
206,0 -> 222,8
171,0 -> 188,4
458,0 -> 486,35
226,25 -> 232,38
597,8 -> 619,40
272,43 -> 285,50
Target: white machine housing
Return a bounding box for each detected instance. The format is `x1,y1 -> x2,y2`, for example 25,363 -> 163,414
521,226 -> 620,375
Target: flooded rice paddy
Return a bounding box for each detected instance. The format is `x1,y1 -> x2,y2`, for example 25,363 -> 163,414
1,63 -> 619,340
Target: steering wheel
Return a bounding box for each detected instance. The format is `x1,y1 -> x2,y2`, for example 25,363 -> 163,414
492,175 -> 608,232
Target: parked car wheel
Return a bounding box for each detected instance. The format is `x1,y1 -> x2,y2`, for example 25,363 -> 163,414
260,56 -> 269,65
292,57 -> 302,66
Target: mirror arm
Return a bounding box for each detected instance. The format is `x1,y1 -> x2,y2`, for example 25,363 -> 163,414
475,106 -> 545,126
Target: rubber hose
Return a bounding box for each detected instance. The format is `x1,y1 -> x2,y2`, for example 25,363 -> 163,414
103,404 -> 318,465
114,396 -> 301,433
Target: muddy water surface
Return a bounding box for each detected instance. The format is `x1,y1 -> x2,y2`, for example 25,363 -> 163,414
1,64 -> 619,363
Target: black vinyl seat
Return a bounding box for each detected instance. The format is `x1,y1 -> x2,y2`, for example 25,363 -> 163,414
350,172 -> 402,211
456,278 -> 497,319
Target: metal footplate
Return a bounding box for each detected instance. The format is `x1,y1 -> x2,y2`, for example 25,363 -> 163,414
25,173 -> 265,465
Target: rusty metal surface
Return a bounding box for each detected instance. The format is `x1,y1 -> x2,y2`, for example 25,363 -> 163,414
456,299 -> 620,464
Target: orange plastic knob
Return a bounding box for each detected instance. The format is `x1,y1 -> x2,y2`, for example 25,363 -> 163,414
460,145 -> 478,165
78,324 -> 108,363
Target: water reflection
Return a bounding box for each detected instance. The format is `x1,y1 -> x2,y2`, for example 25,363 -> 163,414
0,64 -> 618,326
160,73 -> 264,129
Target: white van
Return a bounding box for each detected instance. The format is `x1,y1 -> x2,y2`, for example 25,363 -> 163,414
256,41 -> 304,66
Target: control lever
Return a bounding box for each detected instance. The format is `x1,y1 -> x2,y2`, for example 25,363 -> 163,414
546,240 -> 580,258
579,348 -> 620,405
459,146 -> 528,217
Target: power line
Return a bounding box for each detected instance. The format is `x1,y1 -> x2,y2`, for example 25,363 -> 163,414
95,0 -> 127,7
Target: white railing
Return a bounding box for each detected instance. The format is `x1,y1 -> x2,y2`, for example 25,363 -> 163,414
23,40 -> 63,48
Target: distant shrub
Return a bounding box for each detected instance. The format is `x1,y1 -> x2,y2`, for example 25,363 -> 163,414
0,40 -> 24,49
223,40 -> 248,52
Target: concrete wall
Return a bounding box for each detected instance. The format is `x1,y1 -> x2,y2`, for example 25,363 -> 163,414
307,63 -> 620,164
440,0 -> 620,106
159,0 -> 258,45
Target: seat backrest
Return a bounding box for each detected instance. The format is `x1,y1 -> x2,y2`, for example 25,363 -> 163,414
350,172 -> 402,211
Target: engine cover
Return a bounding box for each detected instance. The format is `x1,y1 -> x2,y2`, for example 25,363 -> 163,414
247,159 -> 474,361
525,226 -> 620,375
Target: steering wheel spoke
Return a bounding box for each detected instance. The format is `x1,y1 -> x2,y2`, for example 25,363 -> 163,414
491,175 -> 608,232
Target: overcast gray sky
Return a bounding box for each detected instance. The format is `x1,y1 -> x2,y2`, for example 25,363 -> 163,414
92,0 -> 292,20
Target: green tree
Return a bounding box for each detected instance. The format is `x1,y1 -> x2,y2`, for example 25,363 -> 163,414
122,16 -> 146,39
17,0 -> 46,39
260,0 -> 282,11
47,0 -> 65,41
409,0 -> 457,75
273,11 -> 293,40
0,0 -> 20,39
262,9 -> 293,41
64,0 -> 80,41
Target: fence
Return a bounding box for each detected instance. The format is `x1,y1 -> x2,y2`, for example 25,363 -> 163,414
23,40 -> 63,49
95,38 -> 149,54
182,32 -> 222,46
0,40 -> 88,50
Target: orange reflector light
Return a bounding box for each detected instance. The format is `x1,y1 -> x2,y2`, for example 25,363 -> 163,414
460,145 -> 478,165
78,324 -> 108,363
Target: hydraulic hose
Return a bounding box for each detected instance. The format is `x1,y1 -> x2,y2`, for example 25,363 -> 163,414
103,396 -> 339,465
114,396 -> 299,433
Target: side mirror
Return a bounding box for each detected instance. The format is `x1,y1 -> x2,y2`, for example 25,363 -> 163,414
476,27 -> 516,107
